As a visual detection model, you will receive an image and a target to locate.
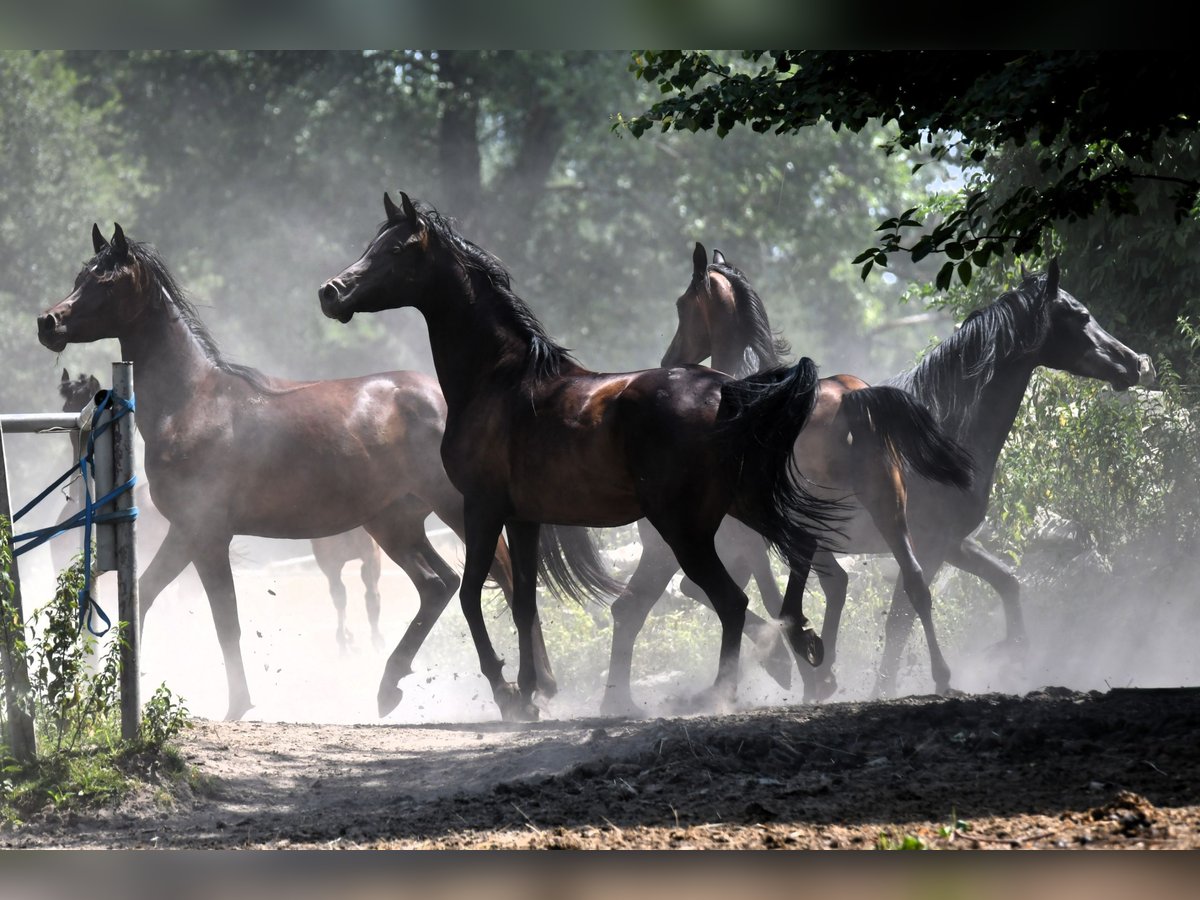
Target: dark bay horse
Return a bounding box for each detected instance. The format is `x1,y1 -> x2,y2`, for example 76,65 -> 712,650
668,249 -> 1152,698
37,223 -> 557,721
320,192 -> 843,721
602,243 -> 974,711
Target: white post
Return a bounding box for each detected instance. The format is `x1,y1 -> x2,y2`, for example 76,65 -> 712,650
111,362 -> 140,742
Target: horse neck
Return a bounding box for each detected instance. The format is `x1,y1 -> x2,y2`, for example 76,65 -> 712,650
709,330 -> 749,376
908,346 -> 1039,491
116,298 -> 222,438
418,275 -> 540,413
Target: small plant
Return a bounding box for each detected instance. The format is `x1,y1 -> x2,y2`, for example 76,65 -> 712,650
139,683 -> 190,749
877,831 -> 928,850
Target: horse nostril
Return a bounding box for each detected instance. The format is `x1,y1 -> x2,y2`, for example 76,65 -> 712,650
320,283 -> 338,304
37,312 -> 57,332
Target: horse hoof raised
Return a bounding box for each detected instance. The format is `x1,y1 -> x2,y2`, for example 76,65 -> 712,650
801,628 -> 824,667
378,682 -> 404,717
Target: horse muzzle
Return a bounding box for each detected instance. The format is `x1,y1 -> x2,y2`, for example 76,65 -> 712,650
318,282 -> 354,324
37,312 -> 68,352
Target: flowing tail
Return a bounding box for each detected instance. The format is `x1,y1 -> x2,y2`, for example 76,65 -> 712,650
538,525 -> 625,605
717,357 -> 846,566
841,386 -> 974,489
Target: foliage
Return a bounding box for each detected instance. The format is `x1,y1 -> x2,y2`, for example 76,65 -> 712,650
0,519 -> 192,819
624,51 -> 1200,290
990,367 -> 1200,561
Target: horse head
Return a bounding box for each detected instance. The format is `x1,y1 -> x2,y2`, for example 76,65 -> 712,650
38,223 -> 141,351
1035,260 -> 1151,391
319,191 -> 433,323
58,369 -> 101,413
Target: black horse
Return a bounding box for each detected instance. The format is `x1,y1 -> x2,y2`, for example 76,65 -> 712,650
320,193 -> 844,720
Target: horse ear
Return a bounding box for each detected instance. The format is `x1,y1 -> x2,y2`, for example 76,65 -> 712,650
92,223 -> 108,254
111,223 -> 128,259
399,192 -> 420,228
1019,261 -> 1029,279
61,368 -> 70,383
86,375 -> 101,394
712,249 -> 727,266
383,192 -> 401,222
693,242 -> 707,279
1045,257 -> 1060,296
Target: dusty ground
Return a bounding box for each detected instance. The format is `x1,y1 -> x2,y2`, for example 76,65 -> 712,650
3,686 -> 1198,849
8,531 -> 1199,850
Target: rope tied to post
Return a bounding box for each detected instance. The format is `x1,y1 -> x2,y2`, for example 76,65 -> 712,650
10,391 -> 137,635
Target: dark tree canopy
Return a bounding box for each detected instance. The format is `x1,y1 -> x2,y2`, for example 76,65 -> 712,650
624,51 -> 1200,288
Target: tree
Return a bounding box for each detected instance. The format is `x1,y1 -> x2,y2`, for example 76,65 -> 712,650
623,51 -> 1200,290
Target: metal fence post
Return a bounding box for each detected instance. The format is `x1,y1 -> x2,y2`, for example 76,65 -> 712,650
0,428 -> 36,763
112,362 -> 140,742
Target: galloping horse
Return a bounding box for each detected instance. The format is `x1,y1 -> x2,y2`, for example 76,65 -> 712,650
320,193 -> 843,721
667,249 -> 1152,697
601,244 -> 974,711
37,223 -> 558,720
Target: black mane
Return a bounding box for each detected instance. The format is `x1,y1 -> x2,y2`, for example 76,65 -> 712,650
708,261 -> 791,376
418,206 -> 575,383
92,239 -> 280,394
886,272 -> 1054,435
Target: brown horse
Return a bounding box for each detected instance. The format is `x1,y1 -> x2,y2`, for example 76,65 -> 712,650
57,370 -> 384,654
666,247 -> 1151,698
37,223 -> 558,720
601,243 -> 975,711
320,192 -> 864,721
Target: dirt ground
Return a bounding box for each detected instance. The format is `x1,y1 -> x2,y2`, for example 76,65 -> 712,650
4,686 -> 1198,850
6,535 -> 1199,850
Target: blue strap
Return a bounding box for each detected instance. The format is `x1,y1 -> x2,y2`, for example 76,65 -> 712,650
6,390 -> 138,636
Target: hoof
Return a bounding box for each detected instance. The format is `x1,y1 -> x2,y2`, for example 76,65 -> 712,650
801,670 -> 838,703
801,628 -> 824,667
493,683 -> 539,722
378,682 -> 404,717
599,692 -> 645,719
937,683 -> 964,698
537,673 -> 560,701
224,699 -> 254,722
670,684 -> 736,716
371,632 -> 387,654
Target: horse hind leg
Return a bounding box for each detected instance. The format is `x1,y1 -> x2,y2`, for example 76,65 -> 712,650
601,522 -> 680,717
359,537 -> 385,652
313,549 -> 352,653
367,511 -> 460,717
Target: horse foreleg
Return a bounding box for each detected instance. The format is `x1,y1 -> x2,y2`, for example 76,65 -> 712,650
458,502 -> 524,721
484,531 -> 558,700
191,538 -> 252,722
601,523 -> 679,717
946,537 -> 1025,647
137,524 -> 193,632
435,493 -> 558,701
874,546 -> 950,698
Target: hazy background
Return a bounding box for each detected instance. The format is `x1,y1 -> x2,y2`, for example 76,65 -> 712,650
2,51 -> 1198,723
